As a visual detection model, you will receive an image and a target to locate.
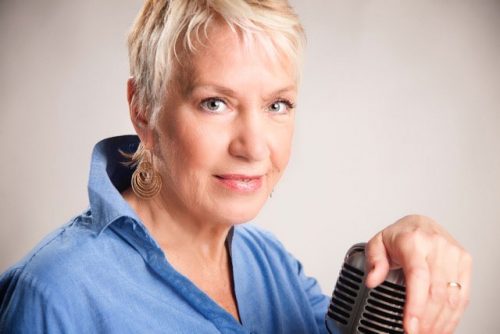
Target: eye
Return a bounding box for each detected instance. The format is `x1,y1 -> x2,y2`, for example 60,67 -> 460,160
268,99 -> 295,114
200,97 -> 227,113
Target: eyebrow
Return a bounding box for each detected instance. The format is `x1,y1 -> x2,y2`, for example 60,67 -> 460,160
188,83 -> 297,99
192,84 -> 237,97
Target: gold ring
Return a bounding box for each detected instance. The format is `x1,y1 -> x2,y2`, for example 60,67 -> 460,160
447,281 -> 462,289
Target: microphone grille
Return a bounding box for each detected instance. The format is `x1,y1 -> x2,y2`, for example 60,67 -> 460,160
359,281 -> 405,333
326,243 -> 406,334
327,262 -> 364,325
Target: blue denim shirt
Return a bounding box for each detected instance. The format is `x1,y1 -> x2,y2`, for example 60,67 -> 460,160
0,135 -> 329,334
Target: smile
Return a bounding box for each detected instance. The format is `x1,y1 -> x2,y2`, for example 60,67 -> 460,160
214,174 -> 263,193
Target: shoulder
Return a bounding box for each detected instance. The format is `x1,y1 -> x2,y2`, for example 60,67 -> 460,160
1,210 -> 110,295
0,212 -> 101,332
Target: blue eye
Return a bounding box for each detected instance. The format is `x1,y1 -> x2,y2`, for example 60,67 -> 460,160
200,98 -> 227,113
268,100 -> 295,114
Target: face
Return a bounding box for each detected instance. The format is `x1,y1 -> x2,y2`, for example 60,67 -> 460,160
151,24 -> 297,225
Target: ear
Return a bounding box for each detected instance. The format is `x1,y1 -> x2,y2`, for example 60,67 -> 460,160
127,77 -> 154,150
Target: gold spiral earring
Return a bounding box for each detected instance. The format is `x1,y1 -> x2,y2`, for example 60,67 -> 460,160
131,150 -> 162,199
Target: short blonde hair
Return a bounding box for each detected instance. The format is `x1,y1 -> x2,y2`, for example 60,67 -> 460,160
126,0 -> 305,164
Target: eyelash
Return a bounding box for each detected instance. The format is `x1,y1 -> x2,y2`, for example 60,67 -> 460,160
200,97 -> 227,113
199,97 -> 296,114
272,99 -> 296,112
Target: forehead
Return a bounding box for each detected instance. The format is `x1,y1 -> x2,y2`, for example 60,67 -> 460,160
176,22 -> 298,95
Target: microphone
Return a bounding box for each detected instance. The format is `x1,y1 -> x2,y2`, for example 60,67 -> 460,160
325,243 -> 406,334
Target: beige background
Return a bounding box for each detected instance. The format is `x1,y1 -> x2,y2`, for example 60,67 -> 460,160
1,0 -> 499,332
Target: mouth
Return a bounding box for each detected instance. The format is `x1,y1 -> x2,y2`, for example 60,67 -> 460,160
214,174 -> 264,193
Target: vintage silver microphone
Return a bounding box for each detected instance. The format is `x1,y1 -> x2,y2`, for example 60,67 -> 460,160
325,243 -> 406,334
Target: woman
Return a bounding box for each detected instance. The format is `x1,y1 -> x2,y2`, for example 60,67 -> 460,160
0,1 -> 470,333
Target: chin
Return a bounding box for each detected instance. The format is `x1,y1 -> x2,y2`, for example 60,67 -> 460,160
214,201 -> 264,225
222,209 -> 260,225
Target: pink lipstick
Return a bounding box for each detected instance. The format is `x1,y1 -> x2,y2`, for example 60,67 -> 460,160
214,174 -> 263,193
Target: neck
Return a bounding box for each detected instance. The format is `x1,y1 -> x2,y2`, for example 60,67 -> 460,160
122,188 -> 232,265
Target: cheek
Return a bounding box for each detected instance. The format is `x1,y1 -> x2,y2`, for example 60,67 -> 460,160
162,115 -> 227,173
270,125 -> 294,176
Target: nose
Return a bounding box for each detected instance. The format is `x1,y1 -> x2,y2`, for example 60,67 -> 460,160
228,110 -> 270,162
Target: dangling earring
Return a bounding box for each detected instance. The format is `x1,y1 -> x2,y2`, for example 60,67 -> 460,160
131,150 -> 162,199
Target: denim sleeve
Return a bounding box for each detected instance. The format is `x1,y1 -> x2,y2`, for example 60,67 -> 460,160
294,259 -> 331,334
0,268 -> 75,334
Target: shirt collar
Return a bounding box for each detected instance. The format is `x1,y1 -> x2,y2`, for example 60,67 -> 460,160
87,135 -> 142,235
86,135 -> 235,252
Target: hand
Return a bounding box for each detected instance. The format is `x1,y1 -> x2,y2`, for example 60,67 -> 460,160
364,215 -> 472,334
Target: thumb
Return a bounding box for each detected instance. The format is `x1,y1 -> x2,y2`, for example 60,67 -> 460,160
364,233 -> 390,288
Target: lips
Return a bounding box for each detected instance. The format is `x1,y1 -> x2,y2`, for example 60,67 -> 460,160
214,174 -> 263,193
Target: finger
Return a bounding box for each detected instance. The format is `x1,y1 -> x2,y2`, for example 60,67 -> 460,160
422,259 -> 458,332
400,254 -> 430,334
443,253 -> 472,333
428,248 -> 462,333
432,285 -> 461,333
364,233 -> 390,288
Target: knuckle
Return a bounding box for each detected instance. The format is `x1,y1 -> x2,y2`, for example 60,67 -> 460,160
395,230 -> 414,244
462,251 -> 473,266
447,293 -> 460,309
398,228 -> 427,248
451,244 -> 464,258
430,284 -> 446,301
429,231 -> 447,247
406,214 -> 436,227
407,265 -> 429,281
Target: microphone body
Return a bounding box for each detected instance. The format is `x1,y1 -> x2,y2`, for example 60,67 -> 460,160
325,243 -> 406,334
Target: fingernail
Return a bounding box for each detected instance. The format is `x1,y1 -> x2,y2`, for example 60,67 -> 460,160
409,317 -> 419,334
